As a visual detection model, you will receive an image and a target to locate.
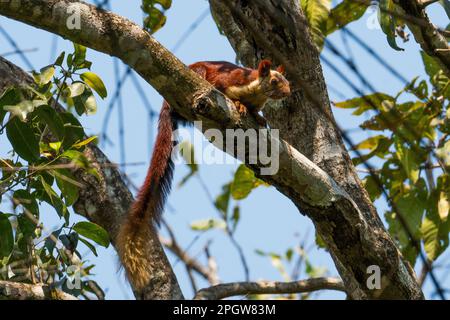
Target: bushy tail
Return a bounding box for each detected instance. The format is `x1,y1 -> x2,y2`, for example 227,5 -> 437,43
116,101 -> 176,292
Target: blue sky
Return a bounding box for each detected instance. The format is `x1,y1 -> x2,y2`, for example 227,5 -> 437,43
1,1 -> 449,299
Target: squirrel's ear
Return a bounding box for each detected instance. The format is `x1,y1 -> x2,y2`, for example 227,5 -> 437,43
277,65 -> 286,75
258,60 -> 272,78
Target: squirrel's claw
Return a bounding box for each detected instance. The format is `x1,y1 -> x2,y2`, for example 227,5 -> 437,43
235,101 -> 248,116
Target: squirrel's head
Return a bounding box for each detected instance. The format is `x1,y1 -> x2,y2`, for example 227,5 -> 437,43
257,60 -> 291,100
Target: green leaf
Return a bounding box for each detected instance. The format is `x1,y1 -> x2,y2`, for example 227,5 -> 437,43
142,0 -> 171,34
215,183 -> 231,218
422,211 -> 449,261
79,237 -> 98,257
3,100 -> 37,121
230,165 -> 268,200
34,105 -> 65,141
49,142 -> 62,152
437,191 -> 449,221
405,77 -> 429,100
334,93 -> 394,115
73,43 -> 87,67
0,87 -> 22,124
32,65 -> 55,85
395,140 -> 420,183
61,150 -> 91,169
420,51 -> 442,80
67,82 -> 86,98
421,177 -> 450,262
60,149 -> 99,180
17,215 -> 36,239
72,88 -> 97,115
53,169 -> 80,206
300,0 -> 331,50
37,184 -> 68,222
44,228 -> 62,254
60,232 -> 79,251
363,175 -> 382,202
385,210 -> 419,265
54,51 -> 66,66
66,53 -> 74,68
80,72 -> 107,99
177,141 -> 198,187
386,179 -> 428,264
13,189 -> 39,217
6,117 -> 40,162
73,221 -> 110,248
40,175 -> 58,205
72,136 -> 98,149
378,0 -> 404,51
59,112 -> 85,149
436,140 -> 450,166
396,189 -> 426,239
0,214 -> 14,259
305,259 -> 327,278
190,218 -> 226,231
354,135 -> 387,151
325,0 -> 370,35
231,205 -> 240,232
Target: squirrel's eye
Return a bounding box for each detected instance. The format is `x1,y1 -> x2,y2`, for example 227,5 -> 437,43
270,79 -> 278,85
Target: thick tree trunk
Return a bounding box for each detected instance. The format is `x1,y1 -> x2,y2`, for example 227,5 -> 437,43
0,0 -> 425,299
209,0 -> 423,299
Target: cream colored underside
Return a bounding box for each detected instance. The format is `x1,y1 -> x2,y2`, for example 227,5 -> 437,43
224,70 -> 282,111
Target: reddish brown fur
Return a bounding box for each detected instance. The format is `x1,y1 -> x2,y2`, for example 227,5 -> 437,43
258,60 -> 272,78
116,60 -> 290,293
190,61 -> 259,93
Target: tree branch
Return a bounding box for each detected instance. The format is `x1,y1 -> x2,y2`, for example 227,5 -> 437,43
159,235 -> 220,285
0,0 -> 424,299
0,280 -> 78,300
208,0 -> 424,299
394,0 -> 450,76
194,277 -> 345,300
0,56 -> 183,300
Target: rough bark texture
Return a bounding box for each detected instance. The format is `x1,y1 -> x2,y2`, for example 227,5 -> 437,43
194,277 -> 345,300
395,0 -> 450,76
0,0 -> 425,299
0,56 -> 183,300
0,281 -> 78,300
208,0 -> 424,299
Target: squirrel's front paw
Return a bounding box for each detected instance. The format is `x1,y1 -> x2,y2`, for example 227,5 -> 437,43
235,101 -> 248,116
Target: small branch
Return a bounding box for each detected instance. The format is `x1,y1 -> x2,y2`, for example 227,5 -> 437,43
395,0 -> 450,76
0,162 -> 145,173
160,219 -> 220,285
0,281 -> 77,300
418,263 -> 429,287
194,277 -> 345,300
185,265 -> 198,293
160,236 -> 219,285
196,174 -> 250,281
205,246 -> 219,284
